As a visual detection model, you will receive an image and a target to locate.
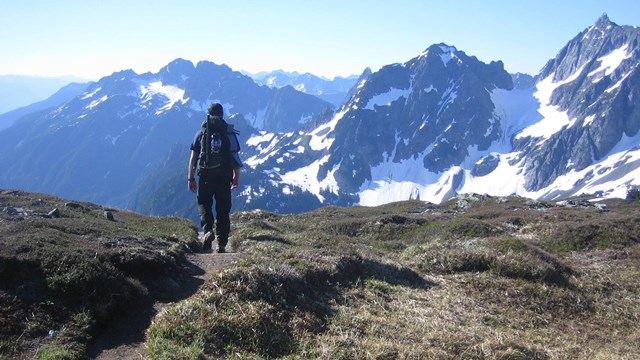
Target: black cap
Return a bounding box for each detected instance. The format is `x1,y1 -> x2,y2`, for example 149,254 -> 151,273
208,103 -> 223,117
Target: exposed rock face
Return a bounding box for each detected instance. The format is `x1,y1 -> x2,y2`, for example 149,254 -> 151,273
517,14 -> 640,190
322,43 -> 513,193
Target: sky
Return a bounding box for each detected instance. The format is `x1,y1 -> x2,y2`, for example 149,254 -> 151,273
1,0 -> 639,81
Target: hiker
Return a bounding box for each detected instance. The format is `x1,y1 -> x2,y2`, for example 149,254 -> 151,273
188,103 -> 242,253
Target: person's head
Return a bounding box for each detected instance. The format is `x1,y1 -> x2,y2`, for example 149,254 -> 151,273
208,103 -> 223,118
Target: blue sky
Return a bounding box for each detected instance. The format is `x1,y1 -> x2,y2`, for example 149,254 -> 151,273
1,0 -> 638,80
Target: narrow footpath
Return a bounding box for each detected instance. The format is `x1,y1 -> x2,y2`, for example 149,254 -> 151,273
88,251 -> 240,359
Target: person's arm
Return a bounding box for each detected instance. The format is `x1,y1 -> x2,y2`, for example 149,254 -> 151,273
231,167 -> 240,190
188,150 -> 198,192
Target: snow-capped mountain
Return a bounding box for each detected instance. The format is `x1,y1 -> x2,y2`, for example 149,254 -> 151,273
242,43 -> 513,207
247,70 -> 358,107
509,14 -> 640,200
239,14 -> 640,209
1,15 -> 638,218
0,60 -> 332,207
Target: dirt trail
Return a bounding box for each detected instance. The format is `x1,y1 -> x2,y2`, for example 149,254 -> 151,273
88,251 -> 241,359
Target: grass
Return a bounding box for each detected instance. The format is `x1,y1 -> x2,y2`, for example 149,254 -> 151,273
146,195 -> 640,359
3,190 -> 640,359
0,189 -> 197,359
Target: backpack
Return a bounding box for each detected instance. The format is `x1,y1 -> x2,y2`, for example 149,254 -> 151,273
198,115 -> 231,174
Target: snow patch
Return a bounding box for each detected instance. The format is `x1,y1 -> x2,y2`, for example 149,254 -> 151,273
86,95 -> 109,109
308,108 -> 347,151
583,115 -> 597,127
438,45 -> 459,65
247,132 -> 275,147
364,87 -> 411,110
515,67 -> 585,140
81,87 -> 102,99
280,155 -> 338,202
605,70 -> 633,93
458,152 -> 528,197
140,81 -> 187,114
358,149 -> 449,205
245,132 -> 281,167
588,44 -> 631,77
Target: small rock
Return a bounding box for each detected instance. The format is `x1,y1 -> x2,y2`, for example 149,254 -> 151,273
2,207 -> 18,216
104,211 -> 115,221
456,199 -> 471,209
65,202 -> 82,210
595,203 -> 608,211
48,208 -> 60,218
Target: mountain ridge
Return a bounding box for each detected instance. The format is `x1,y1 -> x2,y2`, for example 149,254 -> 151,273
0,15 -> 638,218
0,60 -> 333,208
245,69 -> 359,107
264,15 -> 640,207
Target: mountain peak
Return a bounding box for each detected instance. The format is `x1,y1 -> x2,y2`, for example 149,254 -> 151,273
586,13 -> 618,36
595,13 -> 615,28
161,58 -> 195,72
436,43 -> 458,53
158,59 -> 196,85
421,43 -> 458,56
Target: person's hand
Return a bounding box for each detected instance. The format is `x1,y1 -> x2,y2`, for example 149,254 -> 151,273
188,179 -> 197,193
231,168 -> 240,190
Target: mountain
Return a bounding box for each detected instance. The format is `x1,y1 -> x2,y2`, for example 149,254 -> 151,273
247,69 -> 359,107
512,14 -> 640,198
511,72 -> 534,90
230,14 -> 640,210
0,59 -> 333,208
1,15 -> 638,219
236,43 -> 514,208
0,75 -> 86,114
0,81 -> 90,131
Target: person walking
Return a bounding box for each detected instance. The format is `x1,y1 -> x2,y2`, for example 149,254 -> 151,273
188,103 -> 242,253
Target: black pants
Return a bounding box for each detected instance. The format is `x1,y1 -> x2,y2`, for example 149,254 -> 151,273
197,170 -> 232,246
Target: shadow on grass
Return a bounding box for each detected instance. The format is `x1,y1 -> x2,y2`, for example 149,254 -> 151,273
362,258 -> 436,290
86,256 -> 208,358
247,234 -> 293,245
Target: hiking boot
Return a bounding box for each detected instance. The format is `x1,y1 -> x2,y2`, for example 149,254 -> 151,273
202,231 -> 214,252
217,237 -> 227,253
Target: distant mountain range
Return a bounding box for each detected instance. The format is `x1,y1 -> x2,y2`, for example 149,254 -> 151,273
0,75 -> 88,115
0,14 -> 638,221
245,70 -> 359,107
0,81 -> 90,131
0,60 -> 333,210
